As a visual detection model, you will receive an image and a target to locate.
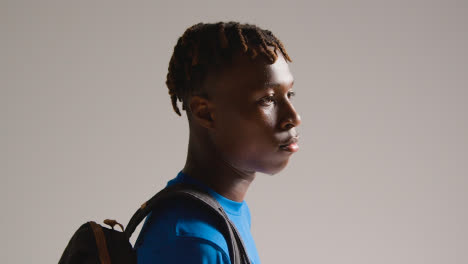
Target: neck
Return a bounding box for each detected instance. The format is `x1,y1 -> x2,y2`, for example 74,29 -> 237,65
182,134 -> 256,202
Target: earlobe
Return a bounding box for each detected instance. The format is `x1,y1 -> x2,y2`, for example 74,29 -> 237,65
189,95 -> 215,129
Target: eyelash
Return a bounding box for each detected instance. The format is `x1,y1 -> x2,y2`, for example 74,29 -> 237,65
260,91 -> 296,105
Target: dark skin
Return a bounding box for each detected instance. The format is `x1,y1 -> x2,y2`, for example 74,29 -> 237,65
182,48 -> 301,202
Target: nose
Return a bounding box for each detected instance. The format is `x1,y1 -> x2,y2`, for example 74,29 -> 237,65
280,100 -> 301,130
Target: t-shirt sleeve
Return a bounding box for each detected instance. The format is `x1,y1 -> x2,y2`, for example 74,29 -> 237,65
137,236 -> 231,264
135,198 -> 231,264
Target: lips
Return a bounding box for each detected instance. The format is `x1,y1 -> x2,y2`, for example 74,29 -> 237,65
279,136 -> 300,152
279,136 -> 299,147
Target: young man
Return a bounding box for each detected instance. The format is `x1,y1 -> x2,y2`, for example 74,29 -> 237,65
135,21 -> 301,264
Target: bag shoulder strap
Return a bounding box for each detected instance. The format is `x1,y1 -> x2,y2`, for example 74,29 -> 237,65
125,183 -> 251,264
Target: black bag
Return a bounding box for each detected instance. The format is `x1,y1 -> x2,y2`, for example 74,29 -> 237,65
59,183 -> 250,264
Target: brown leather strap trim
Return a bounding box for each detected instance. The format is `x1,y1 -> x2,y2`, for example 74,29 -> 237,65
103,219 -> 124,232
89,221 -> 111,264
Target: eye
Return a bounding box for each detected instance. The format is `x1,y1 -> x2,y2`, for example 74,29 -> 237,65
287,91 -> 296,99
259,95 -> 276,106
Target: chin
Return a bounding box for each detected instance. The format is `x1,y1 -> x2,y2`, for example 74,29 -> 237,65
260,158 -> 290,176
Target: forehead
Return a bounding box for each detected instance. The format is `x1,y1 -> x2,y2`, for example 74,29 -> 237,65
261,53 -> 294,90
205,51 -> 294,98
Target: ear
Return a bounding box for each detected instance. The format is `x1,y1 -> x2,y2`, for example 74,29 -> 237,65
188,95 -> 216,129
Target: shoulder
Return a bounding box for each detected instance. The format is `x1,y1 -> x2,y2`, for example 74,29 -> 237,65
136,197 -> 230,263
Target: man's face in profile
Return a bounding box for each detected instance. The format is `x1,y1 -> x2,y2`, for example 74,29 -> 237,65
206,50 -> 301,176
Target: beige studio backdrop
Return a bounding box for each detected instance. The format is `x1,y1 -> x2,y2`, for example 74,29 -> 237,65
2,0 -> 467,263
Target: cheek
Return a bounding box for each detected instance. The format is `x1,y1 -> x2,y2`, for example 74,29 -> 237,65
259,107 -> 277,128
214,108 -> 289,173
217,108 -> 276,154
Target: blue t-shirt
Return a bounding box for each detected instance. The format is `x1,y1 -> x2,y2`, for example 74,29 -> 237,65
135,170 -> 261,264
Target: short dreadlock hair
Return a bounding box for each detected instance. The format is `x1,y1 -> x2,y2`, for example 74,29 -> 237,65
166,21 -> 293,117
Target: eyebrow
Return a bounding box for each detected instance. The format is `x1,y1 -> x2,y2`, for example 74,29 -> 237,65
264,80 -> 294,89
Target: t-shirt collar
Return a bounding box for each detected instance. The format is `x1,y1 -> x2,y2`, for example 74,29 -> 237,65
167,170 -> 245,216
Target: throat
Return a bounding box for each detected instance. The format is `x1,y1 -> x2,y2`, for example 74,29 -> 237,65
182,166 -> 255,202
